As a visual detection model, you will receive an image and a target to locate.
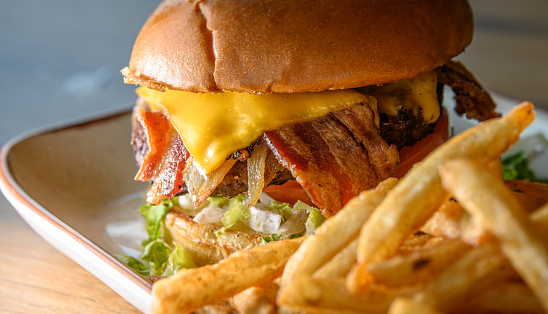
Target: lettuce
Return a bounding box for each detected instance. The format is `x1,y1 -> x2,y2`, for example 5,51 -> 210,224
116,196 -> 197,277
118,239 -> 197,277
139,198 -> 174,246
268,201 -> 293,223
217,194 -> 251,235
141,239 -> 172,276
502,151 -> 546,182
261,232 -> 282,245
162,243 -> 197,276
294,201 -> 325,234
114,255 -> 151,277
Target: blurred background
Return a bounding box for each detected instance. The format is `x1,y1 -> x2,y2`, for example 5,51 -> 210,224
0,0 -> 547,311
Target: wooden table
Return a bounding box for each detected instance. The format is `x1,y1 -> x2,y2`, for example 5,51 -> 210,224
1,1 -> 547,313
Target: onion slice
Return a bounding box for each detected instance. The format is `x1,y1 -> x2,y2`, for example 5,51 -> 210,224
246,143 -> 268,207
183,157 -> 237,208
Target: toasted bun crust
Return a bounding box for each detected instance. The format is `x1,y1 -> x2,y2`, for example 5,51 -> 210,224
124,0 -> 473,93
164,210 -> 265,266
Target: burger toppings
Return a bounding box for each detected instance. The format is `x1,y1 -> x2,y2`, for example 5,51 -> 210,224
263,102 -> 398,217
136,87 -> 372,174
437,61 -> 500,121
132,64 -> 499,216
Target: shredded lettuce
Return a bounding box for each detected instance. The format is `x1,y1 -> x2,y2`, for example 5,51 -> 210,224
268,201 -> 293,223
294,201 -> 325,234
261,232 -> 282,245
208,195 -> 229,207
117,193 -> 323,275
217,194 -> 251,235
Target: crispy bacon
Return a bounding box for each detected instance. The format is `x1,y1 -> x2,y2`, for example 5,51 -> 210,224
132,62 -> 497,212
132,106 -> 191,204
132,108 -> 171,181
438,61 -> 500,121
264,103 -> 399,217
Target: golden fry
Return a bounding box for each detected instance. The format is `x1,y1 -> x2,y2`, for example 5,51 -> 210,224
357,102 -> 534,266
506,179 -> 548,203
367,238 -> 471,287
412,242 -> 512,312
230,283 -> 278,314
463,283 -> 544,314
440,158 -> 548,311
388,297 -> 444,314
279,277 -> 417,314
151,238 -> 302,314
420,199 -> 463,239
531,203 -> 548,242
280,177 -> 397,288
314,238 -> 358,279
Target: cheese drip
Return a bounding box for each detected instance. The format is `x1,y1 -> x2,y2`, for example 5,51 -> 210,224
137,88 -> 372,174
357,70 -> 440,123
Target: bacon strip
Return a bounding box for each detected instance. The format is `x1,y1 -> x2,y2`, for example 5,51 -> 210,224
438,61 -> 500,121
132,108 -> 171,181
132,107 -> 191,204
146,133 -> 191,204
264,103 -> 399,217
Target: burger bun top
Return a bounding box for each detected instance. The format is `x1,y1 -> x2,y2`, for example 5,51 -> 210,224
123,0 -> 473,94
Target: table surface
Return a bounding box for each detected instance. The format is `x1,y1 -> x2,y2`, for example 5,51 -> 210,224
1,1 -> 547,312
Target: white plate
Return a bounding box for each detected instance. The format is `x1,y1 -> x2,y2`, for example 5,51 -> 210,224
1,94 -> 547,313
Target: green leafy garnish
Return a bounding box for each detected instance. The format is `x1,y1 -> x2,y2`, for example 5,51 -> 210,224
162,243 -> 197,276
208,195 -> 229,207
114,255 -> 151,276
502,151 -> 547,182
116,196 -> 197,277
139,198 -> 174,245
141,239 -> 172,276
261,232 -> 282,245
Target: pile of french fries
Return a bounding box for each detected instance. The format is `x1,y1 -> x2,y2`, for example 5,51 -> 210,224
151,102 -> 548,314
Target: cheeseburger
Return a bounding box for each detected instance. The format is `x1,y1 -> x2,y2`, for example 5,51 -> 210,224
122,0 -> 498,265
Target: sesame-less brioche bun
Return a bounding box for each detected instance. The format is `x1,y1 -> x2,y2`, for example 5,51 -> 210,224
122,0 -> 473,93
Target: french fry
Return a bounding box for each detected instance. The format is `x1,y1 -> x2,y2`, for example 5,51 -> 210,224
356,102 -> 534,266
367,238 -> 471,287
151,237 -> 302,314
506,179 -> 548,202
397,232 -> 440,254
412,242 -> 513,312
388,297 -> 444,314
314,238 -> 358,279
279,277 -> 418,314
230,283 -> 278,314
463,282 -> 544,314
420,199 -> 463,239
440,158 -> 548,311
531,203 -> 548,242
280,177 -> 397,288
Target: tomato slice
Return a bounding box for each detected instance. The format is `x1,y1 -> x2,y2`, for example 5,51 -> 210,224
263,180 -> 314,206
397,108 -> 449,177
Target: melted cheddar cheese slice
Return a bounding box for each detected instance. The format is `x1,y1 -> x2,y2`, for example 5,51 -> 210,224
358,70 -> 440,124
137,87 -> 372,174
